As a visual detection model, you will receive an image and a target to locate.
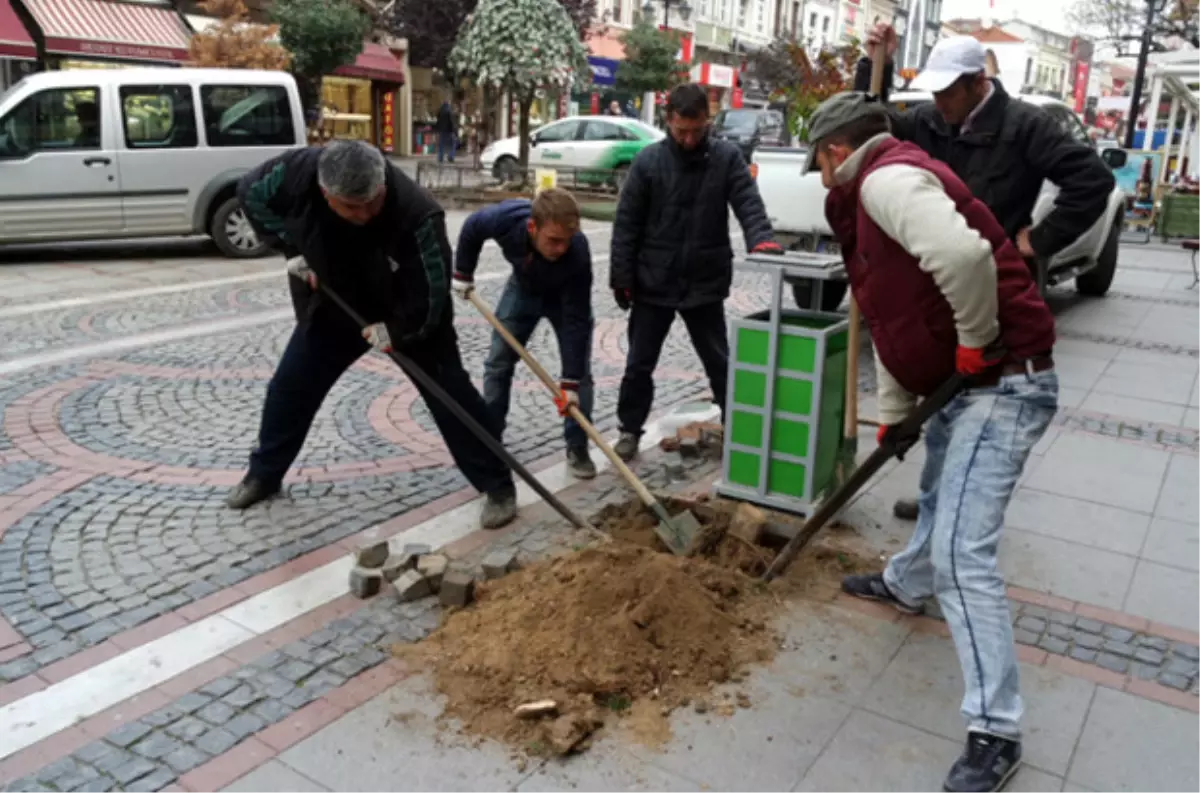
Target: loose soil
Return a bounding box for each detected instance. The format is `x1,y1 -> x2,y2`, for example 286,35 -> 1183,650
397,495 -> 878,758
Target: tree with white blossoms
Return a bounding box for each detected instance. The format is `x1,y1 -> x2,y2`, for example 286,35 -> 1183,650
449,0 -> 589,180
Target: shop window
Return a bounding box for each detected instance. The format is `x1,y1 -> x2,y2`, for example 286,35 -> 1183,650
0,86 -> 101,157
119,85 -> 198,149
200,84 -> 295,147
583,121 -> 635,141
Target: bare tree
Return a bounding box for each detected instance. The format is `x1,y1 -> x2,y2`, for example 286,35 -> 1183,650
1068,0 -> 1198,55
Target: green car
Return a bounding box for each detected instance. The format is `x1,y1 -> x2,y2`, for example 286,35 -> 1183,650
481,115 -> 665,187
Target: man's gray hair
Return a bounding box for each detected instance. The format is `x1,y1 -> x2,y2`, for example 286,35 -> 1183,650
317,140 -> 387,202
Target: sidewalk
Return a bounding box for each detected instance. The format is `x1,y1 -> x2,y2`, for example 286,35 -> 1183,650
0,242 -> 1194,793
206,245 -> 1198,792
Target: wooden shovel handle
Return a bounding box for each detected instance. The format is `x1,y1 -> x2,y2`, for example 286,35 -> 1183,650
465,290 -> 661,509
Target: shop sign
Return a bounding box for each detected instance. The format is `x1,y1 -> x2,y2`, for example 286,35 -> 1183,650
380,91 -> 395,152
61,39 -> 186,62
588,56 -> 620,87
689,62 -> 734,89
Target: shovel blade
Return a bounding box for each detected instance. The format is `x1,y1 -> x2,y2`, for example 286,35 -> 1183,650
654,509 -> 703,556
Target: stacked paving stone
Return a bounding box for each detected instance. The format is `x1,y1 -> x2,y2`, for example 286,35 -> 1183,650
349,542 -> 524,609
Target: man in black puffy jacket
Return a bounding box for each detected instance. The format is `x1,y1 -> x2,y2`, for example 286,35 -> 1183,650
857,31 -> 1114,522
610,83 -> 781,461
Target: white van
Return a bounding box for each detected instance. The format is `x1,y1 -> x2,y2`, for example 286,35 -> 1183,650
0,67 -> 306,258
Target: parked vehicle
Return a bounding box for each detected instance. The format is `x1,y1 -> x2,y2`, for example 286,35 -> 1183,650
480,115 -> 665,187
712,108 -> 788,162
0,68 -> 306,258
751,91 -> 1127,311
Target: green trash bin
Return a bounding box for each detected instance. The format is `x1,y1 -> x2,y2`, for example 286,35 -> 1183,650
716,253 -> 850,515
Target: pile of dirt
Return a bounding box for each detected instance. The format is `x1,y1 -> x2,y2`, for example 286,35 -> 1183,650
402,543 -> 777,756
401,496 -> 880,757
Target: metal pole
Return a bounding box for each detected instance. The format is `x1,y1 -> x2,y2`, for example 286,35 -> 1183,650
1124,0 -> 1157,150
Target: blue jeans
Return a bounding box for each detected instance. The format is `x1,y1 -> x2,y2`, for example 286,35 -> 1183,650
883,370 -> 1059,741
483,277 -> 595,450
437,132 -> 455,163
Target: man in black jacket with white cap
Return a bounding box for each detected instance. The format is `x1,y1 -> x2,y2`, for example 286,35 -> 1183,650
855,29 -> 1114,521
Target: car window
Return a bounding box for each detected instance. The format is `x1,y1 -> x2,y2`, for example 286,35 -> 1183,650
120,85 -> 198,149
1041,103 -> 1089,145
534,120 -> 581,142
200,85 -> 295,147
583,121 -> 634,141
716,109 -> 759,132
0,86 -> 101,157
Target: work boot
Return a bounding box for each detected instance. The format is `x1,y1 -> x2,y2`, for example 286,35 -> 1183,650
943,732 -> 1022,792
840,572 -> 923,616
614,431 -> 639,462
480,487 -> 517,530
225,477 -> 279,510
566,446 -> 597,480
893,497 -> 920,520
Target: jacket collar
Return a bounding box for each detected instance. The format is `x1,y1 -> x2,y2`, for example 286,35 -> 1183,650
832,132 -> 893,186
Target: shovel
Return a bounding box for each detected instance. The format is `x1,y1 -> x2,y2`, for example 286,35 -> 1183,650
762,372 -> 967,582
313,280 -> 588,531
465,290 -> 703,555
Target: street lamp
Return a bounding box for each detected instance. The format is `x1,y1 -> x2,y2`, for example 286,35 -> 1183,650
641,0 -> 692,28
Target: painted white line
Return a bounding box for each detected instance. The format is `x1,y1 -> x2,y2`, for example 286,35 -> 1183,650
0,419 -> 670,759
0,271 -> 282,319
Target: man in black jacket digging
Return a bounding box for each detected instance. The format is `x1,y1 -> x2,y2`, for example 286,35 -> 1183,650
854,31 -> 1115,521
225,140 -> 518,530
610,83 -> 781,461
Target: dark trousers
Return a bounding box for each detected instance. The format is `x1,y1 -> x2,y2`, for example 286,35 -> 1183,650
248,316 -> 513,495
617,301 -> 728,435
437,132 -> 455,163
482,277 -> 595,449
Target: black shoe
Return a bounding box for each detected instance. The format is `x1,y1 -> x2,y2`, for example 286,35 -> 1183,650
893,497 -> 920,520
840,572 -> 923,616
225,477 -> 279,510
481,488 -> 517,530
943,732 -> 1022,792
614,431 -> 639,462
566,446 -> 597,480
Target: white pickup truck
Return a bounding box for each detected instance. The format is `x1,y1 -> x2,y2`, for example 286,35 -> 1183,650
751,91 -> 1128,311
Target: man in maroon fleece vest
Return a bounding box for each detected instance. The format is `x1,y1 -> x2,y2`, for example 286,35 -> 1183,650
807,92 -> 1059,793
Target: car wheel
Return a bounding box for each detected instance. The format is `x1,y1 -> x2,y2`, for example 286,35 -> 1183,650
493,156 -> 519,183
210,197 -> 268,259
1075,219 -> 1120,297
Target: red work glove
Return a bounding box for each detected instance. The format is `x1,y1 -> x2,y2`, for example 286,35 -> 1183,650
554,383 -> 580,417
955,345 -> 993,376
752,241 -> 784,254
613,288 -> 632,311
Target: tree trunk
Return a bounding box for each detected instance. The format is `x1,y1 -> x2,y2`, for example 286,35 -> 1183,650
516,91 -> 534,186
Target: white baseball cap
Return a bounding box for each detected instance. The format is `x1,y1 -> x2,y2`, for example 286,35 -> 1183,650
910,36 -> 988,93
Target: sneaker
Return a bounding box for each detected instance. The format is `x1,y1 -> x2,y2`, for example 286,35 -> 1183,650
614,431 -> 639,462
225,477 -> 279,510
893,498 -> 920,520
566,446 -> 597,480
480,488 -> 517,530
943,732 -> 1022,792
840,572 -> 924,616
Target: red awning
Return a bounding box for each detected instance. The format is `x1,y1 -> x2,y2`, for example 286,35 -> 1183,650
334,41 -> 405,84
0,0 -> 35,60
17,0 -> 192,62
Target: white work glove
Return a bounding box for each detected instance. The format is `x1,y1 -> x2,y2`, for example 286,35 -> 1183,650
286,256 -> 316,289
362,323 -> 392,353
451,272 -> 474,300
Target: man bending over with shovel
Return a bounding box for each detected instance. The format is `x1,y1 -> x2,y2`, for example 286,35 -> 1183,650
451,189 -> 597,480
807,92 -> 1058,792
226,140 -> 519,531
